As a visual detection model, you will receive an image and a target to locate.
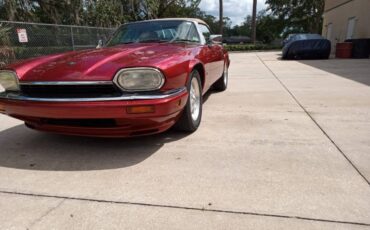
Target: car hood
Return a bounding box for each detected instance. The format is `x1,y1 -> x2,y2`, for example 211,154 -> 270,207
10,43 -> 188,81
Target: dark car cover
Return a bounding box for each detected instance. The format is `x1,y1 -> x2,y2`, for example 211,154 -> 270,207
282,34 -> 331,60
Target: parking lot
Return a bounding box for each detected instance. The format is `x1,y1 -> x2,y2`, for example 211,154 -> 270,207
0,51 -> 369,229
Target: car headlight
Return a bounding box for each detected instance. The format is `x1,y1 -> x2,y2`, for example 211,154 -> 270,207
0,71 -> 20,93
114,68 -> 165,92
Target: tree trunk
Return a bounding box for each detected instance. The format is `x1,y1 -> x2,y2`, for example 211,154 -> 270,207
251,0 -> 257,44
4,0 -> 17,21
219,0 -> 223,34
36,0 -> 62,24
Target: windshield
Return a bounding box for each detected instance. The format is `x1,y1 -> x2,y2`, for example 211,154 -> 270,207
107,20 -> 200,46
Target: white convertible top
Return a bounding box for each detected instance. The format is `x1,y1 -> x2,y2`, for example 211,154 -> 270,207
129,18 -> 208,26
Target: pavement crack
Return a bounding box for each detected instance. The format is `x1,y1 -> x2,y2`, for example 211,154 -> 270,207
256,53 -> 370,187
26,198 -> 65,230
1,190 -> 369,227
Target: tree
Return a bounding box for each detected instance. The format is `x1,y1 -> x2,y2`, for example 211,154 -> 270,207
159,0 -> 203,18
121,0 -> 146,21
256,10 -> 284,43
219,0 -> 223,34
225,10 -> 283,44
35,1 -> 66,24
266,0 -> 325,36
141,0 -> 201,19
251,0 -> 257,44
1,0 -> 36,22
0,0 -> 214,30
84,0 -> 126,27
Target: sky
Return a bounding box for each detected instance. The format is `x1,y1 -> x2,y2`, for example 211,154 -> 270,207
199,0 -> 267,26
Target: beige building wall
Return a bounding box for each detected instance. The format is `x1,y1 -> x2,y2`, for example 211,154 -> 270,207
322,0 -> 370,50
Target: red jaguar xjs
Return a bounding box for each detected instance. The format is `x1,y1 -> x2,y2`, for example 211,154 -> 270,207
0,18 -> 229,137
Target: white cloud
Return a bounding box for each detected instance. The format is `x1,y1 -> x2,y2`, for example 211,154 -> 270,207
199,0 -> 267,26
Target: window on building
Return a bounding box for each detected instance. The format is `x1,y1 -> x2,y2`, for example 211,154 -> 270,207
346,17 -> 356,40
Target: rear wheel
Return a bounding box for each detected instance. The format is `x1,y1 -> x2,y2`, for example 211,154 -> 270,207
175,70 -> 203,132
213,62 -> 228,91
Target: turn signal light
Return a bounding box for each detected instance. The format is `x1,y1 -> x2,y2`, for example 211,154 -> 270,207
126,105 -> 155,114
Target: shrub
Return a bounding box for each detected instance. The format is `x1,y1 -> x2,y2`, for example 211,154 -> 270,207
224,44 -> 282,52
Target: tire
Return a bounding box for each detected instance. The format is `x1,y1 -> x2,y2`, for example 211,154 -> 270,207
213,62 -> 228,91
175,70 -> 203,132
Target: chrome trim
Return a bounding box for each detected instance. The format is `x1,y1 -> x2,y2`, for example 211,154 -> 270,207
113,67 -> 165,92
0,87 -> 186,102
19,81 -> 113,85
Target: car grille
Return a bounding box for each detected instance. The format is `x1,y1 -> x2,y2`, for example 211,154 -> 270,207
20,84 -> 122,98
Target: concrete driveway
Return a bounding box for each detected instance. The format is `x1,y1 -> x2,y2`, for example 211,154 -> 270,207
0,52 -> 369,229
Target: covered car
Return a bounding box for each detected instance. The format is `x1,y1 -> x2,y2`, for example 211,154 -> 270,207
282,33 -> 296,47
0,18 -> 229,137
282,34 -> 331,60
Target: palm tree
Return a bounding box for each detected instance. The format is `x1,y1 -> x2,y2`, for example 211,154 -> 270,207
251,0 -> 257,44
219,0 -> 223,34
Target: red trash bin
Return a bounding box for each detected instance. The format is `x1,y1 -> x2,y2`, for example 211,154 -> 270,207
336,42 -> 353,58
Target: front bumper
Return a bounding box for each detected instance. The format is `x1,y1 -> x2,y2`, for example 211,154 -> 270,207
0,87 -> 188,137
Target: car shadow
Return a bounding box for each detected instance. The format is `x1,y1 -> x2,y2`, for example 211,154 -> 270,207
203,88 -> 223,104
298,59 -> 370,87
0,124 -> 188,171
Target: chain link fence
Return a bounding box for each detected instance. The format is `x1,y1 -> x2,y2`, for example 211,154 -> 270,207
0,21 -> 116,66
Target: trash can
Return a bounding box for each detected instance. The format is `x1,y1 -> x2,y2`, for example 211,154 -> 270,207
336,42 -> 353,58
350,39 -> 370,58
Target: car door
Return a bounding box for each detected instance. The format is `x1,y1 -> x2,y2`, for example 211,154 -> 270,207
198,24 -> 224,89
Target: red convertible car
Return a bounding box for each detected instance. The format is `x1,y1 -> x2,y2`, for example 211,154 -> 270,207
0,18 -> 229,137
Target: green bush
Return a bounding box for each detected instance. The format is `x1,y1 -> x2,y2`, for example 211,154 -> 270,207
224,44 -> 282,52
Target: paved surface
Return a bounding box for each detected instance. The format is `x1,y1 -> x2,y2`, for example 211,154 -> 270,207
0,52 -> 369,229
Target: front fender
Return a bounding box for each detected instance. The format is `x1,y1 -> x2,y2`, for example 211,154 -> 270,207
188,59 -> 206,89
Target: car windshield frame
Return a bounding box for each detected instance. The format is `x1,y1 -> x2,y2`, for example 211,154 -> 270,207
106,20 -> 201,47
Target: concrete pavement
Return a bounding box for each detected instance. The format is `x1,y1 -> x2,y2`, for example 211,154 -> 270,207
0,52 -> 369,229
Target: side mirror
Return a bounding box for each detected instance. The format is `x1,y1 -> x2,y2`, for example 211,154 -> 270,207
208,35 -> 223,45
96,39 -> 104,49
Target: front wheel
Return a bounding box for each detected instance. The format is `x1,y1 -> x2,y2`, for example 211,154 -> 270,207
213,62 -> 228,91
175,70 -> 203,132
